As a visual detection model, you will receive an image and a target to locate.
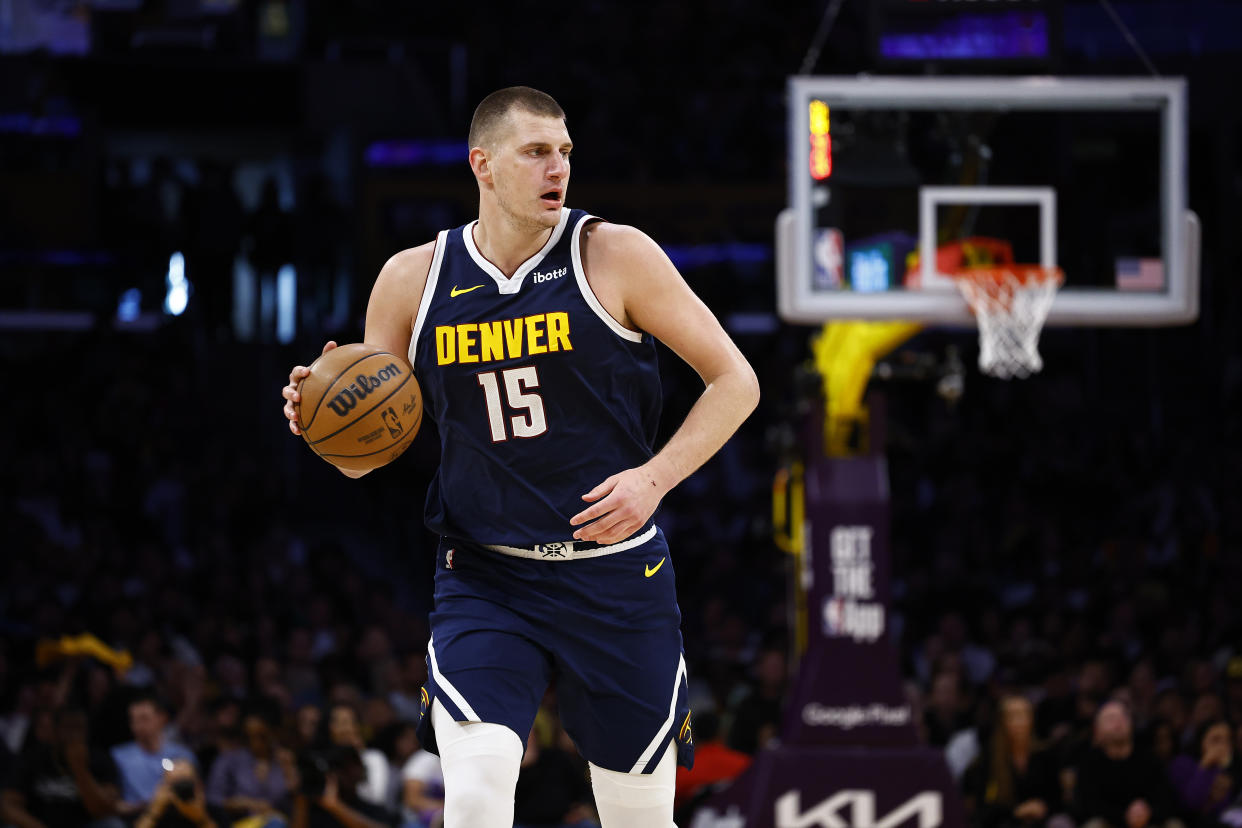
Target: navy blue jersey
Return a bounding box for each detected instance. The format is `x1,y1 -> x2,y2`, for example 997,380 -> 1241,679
409,208 -> 662,545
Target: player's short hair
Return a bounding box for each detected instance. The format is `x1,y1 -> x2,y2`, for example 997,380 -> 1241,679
468,86 -> 565,150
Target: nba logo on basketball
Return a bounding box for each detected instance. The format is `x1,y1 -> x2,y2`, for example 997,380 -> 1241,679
381,407 -> 403,438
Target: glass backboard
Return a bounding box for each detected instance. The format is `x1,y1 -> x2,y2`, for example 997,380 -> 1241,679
777,76 -> 1199,326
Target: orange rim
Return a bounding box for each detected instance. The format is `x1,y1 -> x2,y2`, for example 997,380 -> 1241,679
949,265 -> 1064,288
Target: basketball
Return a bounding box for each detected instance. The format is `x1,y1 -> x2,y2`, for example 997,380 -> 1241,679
295,343 -> 423,472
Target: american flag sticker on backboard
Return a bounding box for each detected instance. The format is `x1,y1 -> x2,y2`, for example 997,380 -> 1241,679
1115,257 -> 1165,291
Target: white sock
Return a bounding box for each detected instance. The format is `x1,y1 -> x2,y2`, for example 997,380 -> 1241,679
432,700 -> 524,828
589,742 -> 677,828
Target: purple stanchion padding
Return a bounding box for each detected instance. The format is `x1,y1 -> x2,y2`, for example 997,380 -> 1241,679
782,454 -> 918,748
693,433 -> 966,826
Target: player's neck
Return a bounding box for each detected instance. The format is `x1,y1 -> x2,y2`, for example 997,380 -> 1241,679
474,202 -> 555,277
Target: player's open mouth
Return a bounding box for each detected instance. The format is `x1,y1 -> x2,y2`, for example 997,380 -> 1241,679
541,191 -> 562,205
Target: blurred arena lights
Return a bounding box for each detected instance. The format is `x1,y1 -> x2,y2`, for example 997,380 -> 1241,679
276,264 -> 297,344
116,288 -> 142,323
0,113 -> 81,136
809,100 -> 831,181
661,242 -> 771,271
364,139 -> 468,168
163,252 -> 190,316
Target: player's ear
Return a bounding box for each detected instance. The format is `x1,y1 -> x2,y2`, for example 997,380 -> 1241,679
469,147 -> 492,184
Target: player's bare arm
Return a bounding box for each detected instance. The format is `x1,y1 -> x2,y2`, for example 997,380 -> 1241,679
280,241 -> 434,477
570,222 -> 760,544
363,241 -> 436,362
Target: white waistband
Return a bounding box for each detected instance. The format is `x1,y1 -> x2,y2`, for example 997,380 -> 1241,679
485,524 -> 658,561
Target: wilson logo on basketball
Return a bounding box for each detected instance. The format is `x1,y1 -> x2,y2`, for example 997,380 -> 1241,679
326,363 -> 404,417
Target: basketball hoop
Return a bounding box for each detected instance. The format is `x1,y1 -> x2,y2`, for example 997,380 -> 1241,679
949,266 -> 1063,379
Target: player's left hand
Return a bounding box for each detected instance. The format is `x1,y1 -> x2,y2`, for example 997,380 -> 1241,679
571,466 -> 666,544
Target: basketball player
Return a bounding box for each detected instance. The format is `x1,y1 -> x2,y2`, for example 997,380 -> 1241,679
280,87 -> 759,827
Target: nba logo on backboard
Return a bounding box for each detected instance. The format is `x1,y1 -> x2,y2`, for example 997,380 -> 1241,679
813,228 -> 844,290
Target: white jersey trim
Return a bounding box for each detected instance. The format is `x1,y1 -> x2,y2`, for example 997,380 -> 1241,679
409,231 -> 448,369
463,207 -> 571,295
570,214 -> 644,343
630,653 -> 687,773
427,634 -> 481,722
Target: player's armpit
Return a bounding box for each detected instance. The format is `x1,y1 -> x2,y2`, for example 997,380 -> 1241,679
580,222 -> 759,494
585,223 -> 756,392
363,240 -> 437,361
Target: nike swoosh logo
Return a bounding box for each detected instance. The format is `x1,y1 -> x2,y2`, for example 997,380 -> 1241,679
644,557 -> 666,578
450,284 -> 485,298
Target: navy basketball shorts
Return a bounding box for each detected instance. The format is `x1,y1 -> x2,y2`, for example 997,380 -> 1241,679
415,525 -> 694,774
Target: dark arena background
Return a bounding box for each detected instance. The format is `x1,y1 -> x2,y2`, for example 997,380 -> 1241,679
2,2 -> 1241,827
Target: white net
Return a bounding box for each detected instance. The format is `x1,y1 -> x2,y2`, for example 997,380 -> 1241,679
952,266 -> 1063,379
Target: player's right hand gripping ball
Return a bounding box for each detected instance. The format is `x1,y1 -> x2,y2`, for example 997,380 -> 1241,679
295,343 -> 423,472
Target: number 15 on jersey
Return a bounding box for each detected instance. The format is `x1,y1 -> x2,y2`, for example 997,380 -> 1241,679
477,366 -> 547,442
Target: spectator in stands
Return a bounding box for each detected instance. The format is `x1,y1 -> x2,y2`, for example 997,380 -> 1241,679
513,725 -> 595,828
204,702 -> 294,822
1148,719 -> 1179,766
135,759 -> 221,828
1168,718 -> 1237,825
291,746 -> 392,828
962,695 -> 1068,828
1225,659 -> 1242,727
0,706 -> 122,828
0,679 -> 36,757
1034,663 -> 1075,745
285,630 -> 323,707
323,702 -> 389,810
1155,686 -> 1191,753
195,697 -> 242,782
940,611 -> 997,686
925,670 -> 974,748
727,647 -> 787,754
111,694 -> 197,815
293,704 -> 322,751
400,739 -> 443,828
1073,701 -> 1183,828
1056,663 -> 1111,772
674,710 -> 751,819
1127,660 -> 1159,734
372,721 -> 419,815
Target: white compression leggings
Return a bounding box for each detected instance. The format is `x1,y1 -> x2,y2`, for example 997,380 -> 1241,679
432,700 -> 678,828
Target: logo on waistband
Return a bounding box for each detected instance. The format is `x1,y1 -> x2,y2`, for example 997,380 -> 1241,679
538,542 -> 567,558
445,549 -> 455,569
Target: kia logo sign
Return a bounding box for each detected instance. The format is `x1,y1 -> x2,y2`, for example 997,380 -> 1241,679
775,790 -> 942,828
